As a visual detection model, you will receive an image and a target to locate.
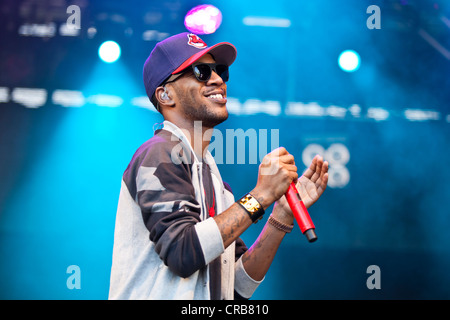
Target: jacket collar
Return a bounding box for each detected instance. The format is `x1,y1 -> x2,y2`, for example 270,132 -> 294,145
162,120 -> 215,166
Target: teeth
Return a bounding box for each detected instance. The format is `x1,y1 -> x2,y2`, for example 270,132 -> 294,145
207,94 -> 223,99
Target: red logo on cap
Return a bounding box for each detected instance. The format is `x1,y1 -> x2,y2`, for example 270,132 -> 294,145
187,34 -> 207,49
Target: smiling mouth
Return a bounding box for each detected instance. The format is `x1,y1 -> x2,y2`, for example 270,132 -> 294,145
207,93 -> 223,99
205,91 -> 227,103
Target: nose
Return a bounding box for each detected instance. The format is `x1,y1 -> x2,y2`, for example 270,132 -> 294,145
206,70 -> 224,86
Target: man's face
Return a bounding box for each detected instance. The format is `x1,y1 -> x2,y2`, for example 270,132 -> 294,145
170,54 -> 228,128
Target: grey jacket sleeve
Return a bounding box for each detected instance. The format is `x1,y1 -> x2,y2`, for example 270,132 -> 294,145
123,132 -> 210,278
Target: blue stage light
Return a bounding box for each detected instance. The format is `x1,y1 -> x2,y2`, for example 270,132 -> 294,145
98,41 -> 121,63
338,50 -> 360,72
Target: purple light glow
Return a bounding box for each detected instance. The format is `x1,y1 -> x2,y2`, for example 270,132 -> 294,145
184,5 -> 222,35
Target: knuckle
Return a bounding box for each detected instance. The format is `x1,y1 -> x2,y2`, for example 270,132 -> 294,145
262,154 -> 270,163
271,158 -> 280,167
280,167 -> 289,178
285,155 -> 294,164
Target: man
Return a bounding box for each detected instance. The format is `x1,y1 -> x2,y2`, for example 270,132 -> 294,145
109,32 -> 328,300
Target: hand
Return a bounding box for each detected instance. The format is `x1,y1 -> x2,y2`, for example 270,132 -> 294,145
297,154 -> 328,208
274,155 -> 328,219
251,147 -> 298,209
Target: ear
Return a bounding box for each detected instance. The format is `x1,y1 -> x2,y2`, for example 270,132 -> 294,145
155,86 -> 175,109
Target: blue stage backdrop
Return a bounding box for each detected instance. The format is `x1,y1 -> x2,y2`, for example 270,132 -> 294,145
0,0 -> 449,299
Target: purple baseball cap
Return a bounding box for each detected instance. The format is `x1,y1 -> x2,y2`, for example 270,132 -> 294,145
143,32 -> 237,107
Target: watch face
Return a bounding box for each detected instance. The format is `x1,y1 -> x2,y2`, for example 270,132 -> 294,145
239,193 -> 264,223
240,194 -> 260,214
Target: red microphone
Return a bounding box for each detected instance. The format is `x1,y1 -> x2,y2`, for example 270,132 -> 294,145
285,182 -> 317,242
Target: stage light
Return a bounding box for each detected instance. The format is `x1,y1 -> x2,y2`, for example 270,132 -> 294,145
87,94 -> 123,107
338,50 -> 360,72
98,41 -> 121,63
404,109 -> 440,122
52,90 -> 85,107
242,16 -> 291,28
11,88 -> 47,108
18,22 -> 56,37
0,87 -> 9,103
367,107 -> 389,121
184,5 -> 222,34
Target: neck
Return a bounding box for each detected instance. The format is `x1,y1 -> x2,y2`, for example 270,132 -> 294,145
188,120 -> 213,160
165,117 -> 213,160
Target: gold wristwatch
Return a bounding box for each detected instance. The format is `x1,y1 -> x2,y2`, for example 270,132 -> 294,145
238,193 -> 265,223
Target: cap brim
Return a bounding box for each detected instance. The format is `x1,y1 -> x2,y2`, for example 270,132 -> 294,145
172,42 -> 237,74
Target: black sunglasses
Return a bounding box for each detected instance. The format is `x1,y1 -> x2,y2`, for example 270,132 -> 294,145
165,63 -> 229,85
191,63 -> 229,82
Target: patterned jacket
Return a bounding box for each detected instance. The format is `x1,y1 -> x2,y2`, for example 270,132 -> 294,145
109,120 -> 262,299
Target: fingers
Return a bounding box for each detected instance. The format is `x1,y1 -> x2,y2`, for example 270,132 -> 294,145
312,156 -> 323,180
305,155 -> 322,182
311,155 -> 329,179
284,164 -> 298,182
279,154 -> 295,165
315,159 -> 329,194
319,172 -> 328,193
319,161 -> 329,191
319,159 -> 328,182
301,154 -> 329,187
265,149 -> 331,186
278,154 -> 298,182
279,152 -> 297,183
269,146 -> 289,157
260,147 -> 297,179
294,155 -> 330,208
256,148 -> 299,204
273,153 -> 329,185
321,160 -> 329,179
302,155 -> 317,179
265,148 -> 296,168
